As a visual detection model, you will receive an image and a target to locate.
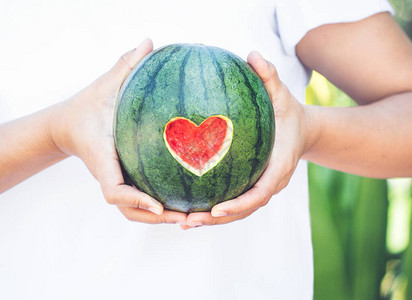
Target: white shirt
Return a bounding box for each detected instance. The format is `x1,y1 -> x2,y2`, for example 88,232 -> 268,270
0,0 -> 393,299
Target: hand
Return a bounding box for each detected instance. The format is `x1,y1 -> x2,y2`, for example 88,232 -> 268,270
50,39 -> 187,224
182,51 -> 311,229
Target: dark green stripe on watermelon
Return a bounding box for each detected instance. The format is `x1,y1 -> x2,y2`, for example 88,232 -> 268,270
114,44 -> 275,213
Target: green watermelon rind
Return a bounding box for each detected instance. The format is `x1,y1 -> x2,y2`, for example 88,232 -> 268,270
114,44 -> 275,213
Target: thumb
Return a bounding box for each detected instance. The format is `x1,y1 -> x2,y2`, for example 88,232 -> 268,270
247,51 -> 282,97
110,38 -> 154,85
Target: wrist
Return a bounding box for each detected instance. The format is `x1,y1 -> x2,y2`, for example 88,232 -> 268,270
46,100 -> 74,159
301,104 -> 322,160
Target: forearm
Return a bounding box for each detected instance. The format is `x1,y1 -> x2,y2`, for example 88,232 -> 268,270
0,104 -> 69,192
303,92 -> 412,178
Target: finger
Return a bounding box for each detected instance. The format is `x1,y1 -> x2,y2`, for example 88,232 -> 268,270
209,155 -> 279,217
209,163 -> 276,218
110,38 -> 154,85
209,184 -> 272,218
180,224 -> 194,230
247,51 -> 282,96
118,206 -> 187,224
209,146 -> 290,218
96,149 -> 164,215
180,224 -> 204,230
103,183 -> 164,215
185,210 -> 256,227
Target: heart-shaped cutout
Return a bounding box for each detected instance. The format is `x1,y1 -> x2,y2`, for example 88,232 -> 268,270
164,115 -> 233,176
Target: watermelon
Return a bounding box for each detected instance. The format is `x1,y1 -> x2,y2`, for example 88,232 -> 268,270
114,44 -> 275,213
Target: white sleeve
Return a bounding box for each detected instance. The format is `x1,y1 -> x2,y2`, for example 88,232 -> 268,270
275,0 -> 395,56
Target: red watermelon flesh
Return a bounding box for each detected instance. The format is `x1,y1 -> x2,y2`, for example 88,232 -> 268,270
164,115 -> 233,176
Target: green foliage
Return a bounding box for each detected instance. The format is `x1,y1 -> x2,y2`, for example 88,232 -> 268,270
390,0 -> 412,38
307,74 -> 389,300
308,3 -> 412,298
309,165 -> 389,300
308,78 -> 412,300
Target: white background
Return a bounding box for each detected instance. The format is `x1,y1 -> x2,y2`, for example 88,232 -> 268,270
0,1 -> 314,299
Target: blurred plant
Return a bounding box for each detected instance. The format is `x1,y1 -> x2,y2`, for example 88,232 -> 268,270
308,2 -> 412,299
307,73 -> 389,300
390,0 -> 412,21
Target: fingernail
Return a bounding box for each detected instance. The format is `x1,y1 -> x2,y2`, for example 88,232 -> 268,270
186,225 -> 202,230
212,210 -> 227,217
146,196 -> 163,215
148,206 -> 162,216
138,37 -> 150,47
187,221 -> 202,227
138,38 -> 146,47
